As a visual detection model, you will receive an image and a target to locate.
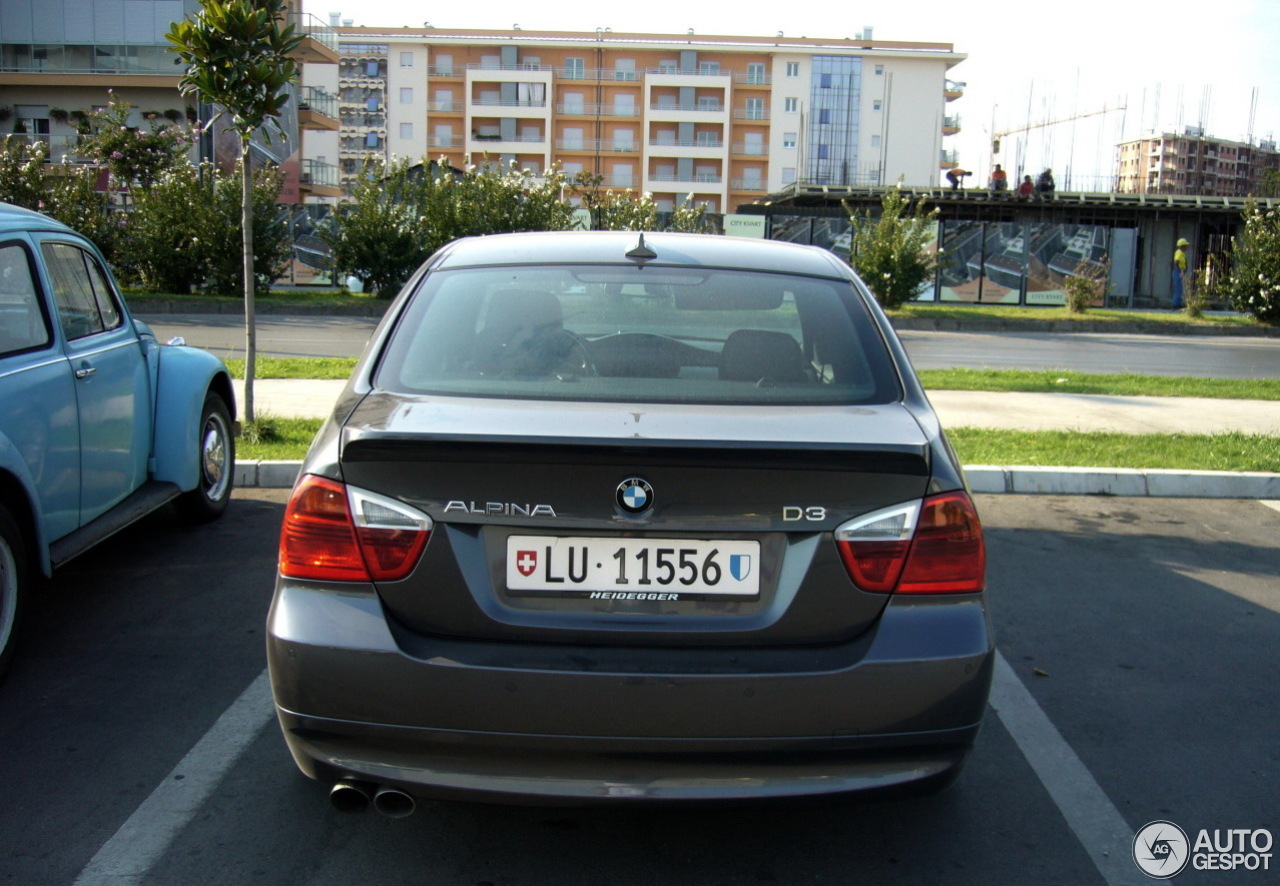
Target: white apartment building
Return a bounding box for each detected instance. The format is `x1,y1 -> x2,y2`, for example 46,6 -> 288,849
303,24 -> 966,211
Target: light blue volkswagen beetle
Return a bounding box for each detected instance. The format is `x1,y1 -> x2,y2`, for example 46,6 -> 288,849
0,203 -> 236,680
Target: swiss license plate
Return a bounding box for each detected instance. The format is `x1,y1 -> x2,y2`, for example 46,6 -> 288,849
506,536 -> 760,597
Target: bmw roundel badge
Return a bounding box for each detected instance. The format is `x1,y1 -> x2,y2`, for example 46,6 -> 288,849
616,477 -> 654,514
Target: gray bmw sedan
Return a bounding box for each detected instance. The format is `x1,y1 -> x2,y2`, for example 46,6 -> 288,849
267,230 -> 991,815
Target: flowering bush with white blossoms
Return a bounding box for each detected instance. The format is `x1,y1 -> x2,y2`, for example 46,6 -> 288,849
1226,199 -> 1280,325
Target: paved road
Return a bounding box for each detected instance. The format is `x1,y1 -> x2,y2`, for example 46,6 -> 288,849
2,491 -> 1277,885
140,315 -> 1280,380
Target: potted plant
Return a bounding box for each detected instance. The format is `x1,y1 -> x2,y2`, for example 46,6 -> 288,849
49,108 -> 71,124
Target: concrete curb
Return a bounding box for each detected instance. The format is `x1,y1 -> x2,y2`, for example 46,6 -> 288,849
238,460 -> 1280,499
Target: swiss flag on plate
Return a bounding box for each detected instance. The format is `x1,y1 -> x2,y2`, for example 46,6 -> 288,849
515,550 -> 538,577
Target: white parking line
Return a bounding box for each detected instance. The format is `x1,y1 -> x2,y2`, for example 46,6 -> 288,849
73,653 -> 1156,884
989,650 -> 1146,886
71,670 -> 275,886
1260,500 -> 1280,515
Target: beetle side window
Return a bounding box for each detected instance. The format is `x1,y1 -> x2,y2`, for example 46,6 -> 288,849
0,242 -> 50,356
41,241 -> 123,341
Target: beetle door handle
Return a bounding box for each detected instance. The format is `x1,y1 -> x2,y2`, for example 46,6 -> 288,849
74,365 -> 97,380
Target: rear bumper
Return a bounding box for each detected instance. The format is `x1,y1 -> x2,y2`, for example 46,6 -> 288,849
267,583 -> 994,802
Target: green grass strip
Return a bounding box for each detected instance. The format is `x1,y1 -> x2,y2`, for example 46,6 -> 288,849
947,428 -> 1280,473
223,357 -> 357,380
917,369 -> 1280,400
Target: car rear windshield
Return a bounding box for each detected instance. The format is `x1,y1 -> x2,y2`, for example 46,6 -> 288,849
374,264 -> 902,405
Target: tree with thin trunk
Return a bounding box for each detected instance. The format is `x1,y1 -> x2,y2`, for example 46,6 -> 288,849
166,0 -> 302,421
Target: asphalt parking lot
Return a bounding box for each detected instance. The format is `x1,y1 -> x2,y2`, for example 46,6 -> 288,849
1,490 -> 1276,885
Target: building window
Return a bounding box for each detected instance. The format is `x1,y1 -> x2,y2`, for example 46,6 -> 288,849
783,132 -> 797,148
399,52 -> 413,67
745,97 -> 764,120
659,59 -> 678,73
782,166 -> 796,184
819,73 -> 833,88
564,57 -> 584,79
786,61 -> 800,77
697,96 -> 720,111
366,132 -> 380,147
433,54 -> 453,75
817,144 -> 830,159
615,59 -> 636,80
870,134 -> 881,148
817,108 -> 831,124
365,96 -> 379,111
698,61 -> 720,75
399,87 -> 413,104
747,63 -> 766,84
875,64 -> 884,75
400,122 -> 413,139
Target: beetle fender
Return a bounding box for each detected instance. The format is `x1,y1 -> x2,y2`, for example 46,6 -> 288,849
0,435 -> 51,577
150,345 -> 237,490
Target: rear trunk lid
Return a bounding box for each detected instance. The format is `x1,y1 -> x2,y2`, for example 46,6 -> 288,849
338,393 -> 933,647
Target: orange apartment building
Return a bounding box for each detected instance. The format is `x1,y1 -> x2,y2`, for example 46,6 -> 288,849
1115,128 -> 1279,197
305,23 -> 966,212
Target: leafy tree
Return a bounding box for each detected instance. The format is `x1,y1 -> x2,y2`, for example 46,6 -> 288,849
667,196 -> 715,234
167,0 -> 302,420
1225,198 -> 1280,325
324,158 -> 576,297
0,137 -> 49,209
76,94 -> 194,190
322,158 -> 429,298
844,189 -> 939,309
569,173 -> 658,230
120,163 -> 218,294
45,164 -> 118,261
205,163 -> 292,296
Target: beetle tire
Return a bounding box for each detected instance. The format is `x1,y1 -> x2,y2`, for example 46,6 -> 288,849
175,392 -> 235,524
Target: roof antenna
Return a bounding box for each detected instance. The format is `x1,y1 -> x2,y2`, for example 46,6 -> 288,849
626,232 -> 657,263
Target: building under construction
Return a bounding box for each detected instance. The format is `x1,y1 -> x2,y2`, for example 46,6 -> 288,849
1116,129 -> 1279,197
738,183 -> 1277,309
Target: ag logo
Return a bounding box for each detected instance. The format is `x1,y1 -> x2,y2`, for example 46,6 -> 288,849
1133,820 -> 1190,879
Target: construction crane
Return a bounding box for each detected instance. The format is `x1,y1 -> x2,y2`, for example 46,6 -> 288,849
991,105 -> 1127,154
986,104 -> 1127,189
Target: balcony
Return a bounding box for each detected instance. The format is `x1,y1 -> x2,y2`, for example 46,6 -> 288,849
731,142 -> 768,156
730,178 -> 766,191
939,149 -> 958,169
288,13 -> 339,65
298,86 -> 339,131
942,114 -> 961,136
648,173 -> 723,185
300,158 -> 342,197
0,43 -> 182,85
944,79 -> 965,101
427,134 -> 464,149
555,103 -> 640,118
427,100 -> 462,114
555,67 -> 640,82
556,138 -> 638,153
732,107 -> 769,122
647,139 -> 726,160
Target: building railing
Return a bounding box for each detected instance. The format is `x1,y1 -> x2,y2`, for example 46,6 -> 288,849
470,99 -> 548,109
649,139 -> 726,150
298,85 -> 338,119
731,143 -> 768,155
427,135 -> 463,148
300,158 -> 339,188
650,102 -> 725,114
0,43 -> 179,76
556,138 -> 638,152
288,13 -> 339,54
649,173 -> 723,184
427,100 -> 460,112
732,107 -> 769,121
554,103 -> 640,117
466,62 -> 553,73
472,134 -> 547,144
731,178 -> 766,190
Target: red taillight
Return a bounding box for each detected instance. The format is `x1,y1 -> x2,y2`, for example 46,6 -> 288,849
279,475 -> 432,582
835,491 -> 985,595
897,492 -> 985,593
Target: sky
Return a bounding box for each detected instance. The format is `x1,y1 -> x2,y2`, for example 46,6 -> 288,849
304,0 -> 1280,188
